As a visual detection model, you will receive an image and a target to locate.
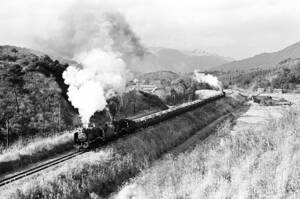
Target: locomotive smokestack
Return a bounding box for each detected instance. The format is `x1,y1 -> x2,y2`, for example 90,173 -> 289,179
105,107 -> 114,123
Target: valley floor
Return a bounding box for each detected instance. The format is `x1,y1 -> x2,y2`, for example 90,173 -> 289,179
112,93 -> 300,199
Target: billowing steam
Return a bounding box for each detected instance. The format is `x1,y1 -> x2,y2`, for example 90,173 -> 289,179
194,70 -> 223,91
63,49 -> 127,126
43,1 -> 146,127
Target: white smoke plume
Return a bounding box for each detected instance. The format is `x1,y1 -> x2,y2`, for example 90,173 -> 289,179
42,1 -> 146,127
63,49 -> 127,126
194,70 -> 223,91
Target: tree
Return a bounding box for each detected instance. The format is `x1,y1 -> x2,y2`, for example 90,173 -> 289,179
0,101 -> 14,147
5,64 -> 25,112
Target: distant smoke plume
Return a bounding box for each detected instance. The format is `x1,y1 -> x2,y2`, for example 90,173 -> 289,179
42,1 -> 146,126
194,70 -> 223,91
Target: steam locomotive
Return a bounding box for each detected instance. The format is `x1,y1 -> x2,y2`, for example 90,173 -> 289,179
74,91 -> 225,150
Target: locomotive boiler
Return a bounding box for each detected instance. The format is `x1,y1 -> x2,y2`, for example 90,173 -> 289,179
74,91 -> 225,150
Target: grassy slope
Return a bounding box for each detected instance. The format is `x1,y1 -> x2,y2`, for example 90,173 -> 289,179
1,96 -> 244,199
0,130 -> 75,175
113,108 -> 300,199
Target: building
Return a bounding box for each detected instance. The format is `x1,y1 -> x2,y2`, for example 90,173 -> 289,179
266,87 -> 272,93
273,88 -> 283,94
138,84 -> 157,93
294,84 -> 300,93
257,87 -> 265,93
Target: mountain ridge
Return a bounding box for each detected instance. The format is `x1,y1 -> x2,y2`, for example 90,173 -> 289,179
216,41 -> 300,71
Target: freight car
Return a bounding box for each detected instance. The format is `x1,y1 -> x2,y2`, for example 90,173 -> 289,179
74,91 -> 225,150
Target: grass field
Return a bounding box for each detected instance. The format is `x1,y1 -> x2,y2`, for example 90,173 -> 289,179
112,96 -> 300,199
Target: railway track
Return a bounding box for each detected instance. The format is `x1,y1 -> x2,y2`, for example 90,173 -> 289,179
0,92 -> 226,187
0,150 -> 85,187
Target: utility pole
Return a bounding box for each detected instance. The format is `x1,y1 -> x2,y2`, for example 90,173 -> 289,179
6,120 -> 9,147
133,98 -> 136,114
58,100 -> 61,132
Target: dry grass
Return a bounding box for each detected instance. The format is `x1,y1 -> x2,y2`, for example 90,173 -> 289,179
0,130 -> 75,175
113,108 -> 300,199
0,97 -> 243,199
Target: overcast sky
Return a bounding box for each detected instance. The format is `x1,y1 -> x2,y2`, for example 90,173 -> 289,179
1,0 -> 300,59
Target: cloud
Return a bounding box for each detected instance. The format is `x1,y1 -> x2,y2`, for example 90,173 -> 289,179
0,0 -> 300,59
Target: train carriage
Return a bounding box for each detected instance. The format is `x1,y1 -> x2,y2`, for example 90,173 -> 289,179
74,91 -> 225,150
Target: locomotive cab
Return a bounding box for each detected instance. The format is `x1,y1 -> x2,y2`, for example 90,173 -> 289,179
74,132 -> 79,145
74,118 -> 137,150
103,122 -> 117,138
74,128 -> 83,146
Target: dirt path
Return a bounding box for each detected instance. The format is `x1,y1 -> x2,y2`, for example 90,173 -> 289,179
232,93 -> 299,131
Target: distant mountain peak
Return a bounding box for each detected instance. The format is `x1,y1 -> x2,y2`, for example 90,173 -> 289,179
148,46 -> 233,59
133,46 -> 234,73
188,49 -> 217,56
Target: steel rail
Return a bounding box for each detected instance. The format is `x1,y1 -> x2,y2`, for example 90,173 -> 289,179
0,151 -> 85,187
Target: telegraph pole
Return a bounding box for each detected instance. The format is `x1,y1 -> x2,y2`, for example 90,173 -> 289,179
6,120 -> 9,147
58,99 -> 61,132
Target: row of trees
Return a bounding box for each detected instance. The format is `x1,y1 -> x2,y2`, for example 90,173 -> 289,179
271,67 -> 300,89
210,61 -> 300,90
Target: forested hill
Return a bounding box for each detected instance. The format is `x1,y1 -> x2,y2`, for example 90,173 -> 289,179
209,58 -> 300,90
0,45 -> 80,144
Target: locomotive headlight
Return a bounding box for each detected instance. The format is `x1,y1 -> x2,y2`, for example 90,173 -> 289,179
78,132 -> 87,142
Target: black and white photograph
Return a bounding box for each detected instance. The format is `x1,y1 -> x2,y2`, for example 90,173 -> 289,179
0,0 -> 299,198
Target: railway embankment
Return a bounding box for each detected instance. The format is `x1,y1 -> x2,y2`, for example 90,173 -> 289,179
1,93 -> 247,199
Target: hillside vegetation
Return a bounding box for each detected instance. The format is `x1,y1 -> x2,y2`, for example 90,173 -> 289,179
0,45 -> 80,147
